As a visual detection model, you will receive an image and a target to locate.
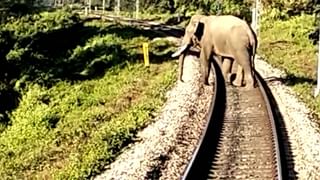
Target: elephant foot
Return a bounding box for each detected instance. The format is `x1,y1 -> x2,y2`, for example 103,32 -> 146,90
224,74 -> 232,84
202,80 -> 210,86
243,78 -> 256,90
244,84 -> 255,90
243,80 -> 255,90
203,82 -> 210,86
232,80 -> 242,87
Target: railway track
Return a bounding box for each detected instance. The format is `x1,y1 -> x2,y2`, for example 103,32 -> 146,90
78,12 -> 287,178
182,60 -> 287,180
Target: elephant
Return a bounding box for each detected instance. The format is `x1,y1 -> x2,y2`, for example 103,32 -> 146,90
172,14 -> 257,89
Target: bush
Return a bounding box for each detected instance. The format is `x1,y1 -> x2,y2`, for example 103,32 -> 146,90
3,9 -> 81,38
67,34 -> 130,77
260,0 -> 316,16
0,10 -> 87,131
173,0 -> 252,21
218,0 -> 252,21
0,9 -> 178,178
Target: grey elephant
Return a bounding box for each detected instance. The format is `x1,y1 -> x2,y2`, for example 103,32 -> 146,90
172,14 -> 257,89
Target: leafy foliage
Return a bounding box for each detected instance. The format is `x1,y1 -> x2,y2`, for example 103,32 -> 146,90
0,8 -> 177,179
0,0 -> 54,23
4,9 -> 81,37
260,0 -> 316,15
0,62 -> 176,179
1,0 -> 319,178
0,8 -> 176,127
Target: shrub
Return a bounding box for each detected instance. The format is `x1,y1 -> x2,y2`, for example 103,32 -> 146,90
261,0 -> 315,15
4,9 -> 81,38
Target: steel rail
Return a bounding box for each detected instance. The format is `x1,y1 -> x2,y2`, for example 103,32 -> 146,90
181,67 -> 286,179
181,58 -> 226,180
255,71 -> 288,180
73,12 -> 287,178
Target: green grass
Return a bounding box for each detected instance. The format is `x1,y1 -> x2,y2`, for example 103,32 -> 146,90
0,10 -> 178,179
0,62 -> 176,179
258,13 -> 320,115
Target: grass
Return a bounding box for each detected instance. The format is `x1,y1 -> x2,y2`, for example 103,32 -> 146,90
0,10 -> 178,179
258,13 -> 320,116
0,62 -> 176,179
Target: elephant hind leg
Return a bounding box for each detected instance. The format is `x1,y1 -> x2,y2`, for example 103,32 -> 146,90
234,51 -> 255,89
221,57 -> 232,84
232,63 -> 243,87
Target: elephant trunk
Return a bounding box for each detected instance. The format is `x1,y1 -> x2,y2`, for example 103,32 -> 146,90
178,52 -> 186,82
172,35 -> 194,82
172,43 -> 190,82
172,44 -> 189,58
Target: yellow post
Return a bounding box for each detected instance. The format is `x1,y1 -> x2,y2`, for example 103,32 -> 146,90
143,43 -> 150,67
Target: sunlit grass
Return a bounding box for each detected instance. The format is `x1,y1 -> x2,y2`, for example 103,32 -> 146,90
258,13 -> 320,116
0,62 -> 176,179
0,10 -> 177,179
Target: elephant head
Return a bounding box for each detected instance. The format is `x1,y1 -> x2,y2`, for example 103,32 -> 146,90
172,15 -> 205,82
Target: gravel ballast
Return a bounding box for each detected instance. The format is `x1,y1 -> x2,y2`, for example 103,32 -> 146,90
94,53 -> 320,179
255,56 -> 320,179
94,55 -> 214,180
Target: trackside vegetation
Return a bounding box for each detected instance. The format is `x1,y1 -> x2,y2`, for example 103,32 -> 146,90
0,9 -> 177,179
258,13 -> 319,117
0,0 -> 320,178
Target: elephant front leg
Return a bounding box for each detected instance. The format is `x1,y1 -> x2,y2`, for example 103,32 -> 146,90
199,48 -> 211,85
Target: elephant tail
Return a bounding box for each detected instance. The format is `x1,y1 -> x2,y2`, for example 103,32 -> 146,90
249,29 -> 258,84
251,38 -> 256,69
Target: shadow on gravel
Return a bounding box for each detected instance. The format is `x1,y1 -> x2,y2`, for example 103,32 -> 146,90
182,56 -> 227,180
264,74 -> 316,86
282,74 -> 316,86
256,71 -> 298,179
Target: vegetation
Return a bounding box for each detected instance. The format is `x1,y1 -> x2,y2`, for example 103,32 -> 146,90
0,9 -> 177,179
259,12 -> 320,116
0,0 -> 320,178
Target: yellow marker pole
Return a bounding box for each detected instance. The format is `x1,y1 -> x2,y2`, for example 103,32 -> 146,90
143,43 -> 150,67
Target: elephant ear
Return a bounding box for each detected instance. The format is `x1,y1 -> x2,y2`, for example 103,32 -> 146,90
193,21 -> 204,42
